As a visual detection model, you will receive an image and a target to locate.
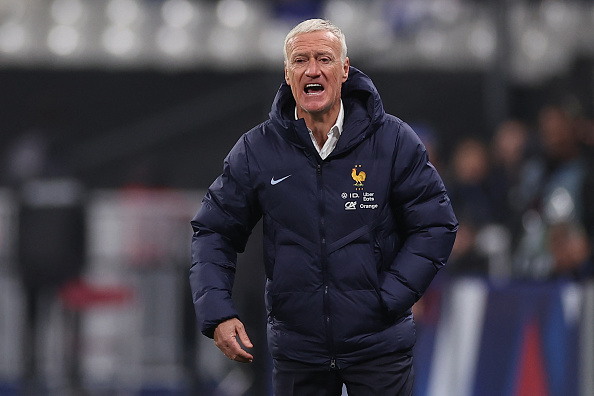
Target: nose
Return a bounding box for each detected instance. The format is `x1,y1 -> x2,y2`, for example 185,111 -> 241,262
305,58 -> 320,77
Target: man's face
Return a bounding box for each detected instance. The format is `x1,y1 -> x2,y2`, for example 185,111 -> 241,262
284,31 -> 349,117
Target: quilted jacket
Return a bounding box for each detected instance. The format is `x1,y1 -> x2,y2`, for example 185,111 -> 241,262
190,67 -> 458,370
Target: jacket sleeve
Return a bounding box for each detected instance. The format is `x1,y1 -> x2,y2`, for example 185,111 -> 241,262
189,136 -> 262,338
380,121 -> 458,318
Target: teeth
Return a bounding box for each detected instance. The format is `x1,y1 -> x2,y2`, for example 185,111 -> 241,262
306,84 -> 322,88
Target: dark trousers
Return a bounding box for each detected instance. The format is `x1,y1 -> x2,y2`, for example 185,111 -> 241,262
272,352 -> 414,396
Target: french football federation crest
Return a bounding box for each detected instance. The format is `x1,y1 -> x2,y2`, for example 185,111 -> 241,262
351,165 -> 366,187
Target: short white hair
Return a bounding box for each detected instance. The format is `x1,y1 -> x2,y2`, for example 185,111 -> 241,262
284,19 -> 347,64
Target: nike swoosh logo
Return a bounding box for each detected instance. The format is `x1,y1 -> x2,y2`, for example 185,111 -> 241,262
271,175 -> 291,185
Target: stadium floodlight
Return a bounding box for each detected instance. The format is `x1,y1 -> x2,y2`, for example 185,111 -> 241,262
50,0 -> 84,25
102,25 -> 136,56
47,24 -> 79,56
0,22 -> 26,54
106,0 -> 140,26
156,26 -> 189,56
468,23 -> 496,61
521,27 -> 548,61
216,0 -> 248,29
162,0 -> 195,29
416,29 -> 445,60
208,26 -> 240,61
324,1 -> 355,28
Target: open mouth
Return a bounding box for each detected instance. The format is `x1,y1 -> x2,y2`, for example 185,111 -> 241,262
304,83 -> 324,95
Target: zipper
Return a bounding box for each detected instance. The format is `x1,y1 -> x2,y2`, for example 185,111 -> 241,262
317,163 -> 336,370
330,359 -> 337,370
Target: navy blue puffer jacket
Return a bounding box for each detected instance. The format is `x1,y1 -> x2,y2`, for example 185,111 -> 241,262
190,67 -> 457,370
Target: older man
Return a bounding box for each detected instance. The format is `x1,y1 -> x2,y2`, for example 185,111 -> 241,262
190,19 -> 457,396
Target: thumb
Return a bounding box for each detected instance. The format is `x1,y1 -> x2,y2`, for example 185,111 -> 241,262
236,326 -> 253,349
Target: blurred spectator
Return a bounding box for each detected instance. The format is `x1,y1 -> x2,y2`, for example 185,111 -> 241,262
447,137 -> 494,227
412,121 -> 444,173
445,138 -> 496,275
518,105 -> 585,219
513,105 -> 587,278
575,113 -> 594,278
446,218 -> 489,276
547,221 -> 594,280
3,130 -> 87,394
576,115 -> 594,246
443,106 -> 593,281
487,119 -> 530,246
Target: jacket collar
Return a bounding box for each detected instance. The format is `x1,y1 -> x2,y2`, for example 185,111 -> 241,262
269,67 -> 386,156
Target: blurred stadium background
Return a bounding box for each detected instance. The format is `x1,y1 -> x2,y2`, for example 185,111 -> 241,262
0,0 -> 593,395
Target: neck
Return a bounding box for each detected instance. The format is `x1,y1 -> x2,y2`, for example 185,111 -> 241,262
308,119 -> 333,149
298,105 -> 340,149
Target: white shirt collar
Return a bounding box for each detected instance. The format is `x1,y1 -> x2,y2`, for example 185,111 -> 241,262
294,101 -> 344,134
295,101 -> 344,159
333,100 -> 345,136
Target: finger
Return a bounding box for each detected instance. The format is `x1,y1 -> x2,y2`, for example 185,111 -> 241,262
236,326 -> 253,349
229,334 -> 254,362
233,348 -> 254,363
218,334 -> 250,360
213,319 -> 254,362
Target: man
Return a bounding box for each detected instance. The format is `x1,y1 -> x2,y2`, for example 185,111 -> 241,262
190,19 -> 457,395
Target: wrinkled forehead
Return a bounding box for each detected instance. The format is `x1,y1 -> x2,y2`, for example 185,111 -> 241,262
286,31 -> 342,58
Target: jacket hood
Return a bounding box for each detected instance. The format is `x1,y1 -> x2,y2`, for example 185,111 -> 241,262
269,66 -> 386,155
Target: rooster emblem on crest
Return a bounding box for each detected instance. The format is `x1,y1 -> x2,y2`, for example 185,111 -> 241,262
351,167 -> 366,187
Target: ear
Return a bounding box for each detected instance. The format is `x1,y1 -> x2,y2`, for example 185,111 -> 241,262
284,62 -> 290,85
342,57 -> 350,83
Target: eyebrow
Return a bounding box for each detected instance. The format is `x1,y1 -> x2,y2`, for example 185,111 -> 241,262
291,50 -> 335,60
